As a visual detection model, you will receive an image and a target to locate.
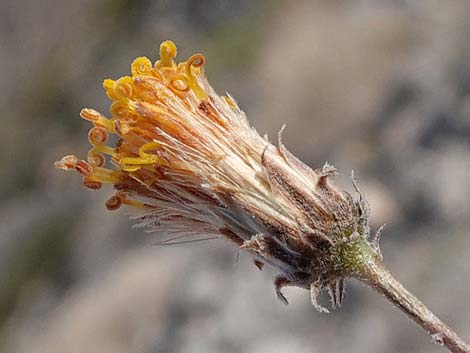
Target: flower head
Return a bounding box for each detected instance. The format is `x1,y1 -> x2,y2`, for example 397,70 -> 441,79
56,40 -> 378,312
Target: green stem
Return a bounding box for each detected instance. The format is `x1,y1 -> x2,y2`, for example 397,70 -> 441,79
348,240 -> 470,353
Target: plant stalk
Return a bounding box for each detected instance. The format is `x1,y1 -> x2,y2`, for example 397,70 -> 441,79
356,257 -> 470,353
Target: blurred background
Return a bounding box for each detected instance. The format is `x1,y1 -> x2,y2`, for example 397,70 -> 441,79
1,1 -> 469,352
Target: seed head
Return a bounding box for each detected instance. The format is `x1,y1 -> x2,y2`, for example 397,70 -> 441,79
56,40 -> 380,312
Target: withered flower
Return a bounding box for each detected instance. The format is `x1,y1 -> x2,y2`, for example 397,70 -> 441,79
56,41 -> 469,353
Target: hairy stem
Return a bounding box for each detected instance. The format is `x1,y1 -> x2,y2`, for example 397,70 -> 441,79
355,255 -> 470,353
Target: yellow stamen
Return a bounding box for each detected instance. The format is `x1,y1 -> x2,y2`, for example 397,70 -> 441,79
91,145 -> 115,156
119,141 -> 162,172
80,108 -> 115,133
131,57 -> 153,77
110,100 -> 137,120
103,79 -> 117,100
169,75 -> 191,94
87,126 -> 116,166
87,151 -> 106,167
157,40 -> 177,68
80,108 -> 101,122
87,166 -> 121,184
114,76 -> 134,101
88,126 -> 108,145
105,194 -> 122,211
121,196 -> 146,209
75,160 -> 94,176
139,141 -> 161,157
106,192 -> 145,210
83,178 -> 103,190
114,119 -> 130,136
60,40 -> 215,205
185,54 -> 206,99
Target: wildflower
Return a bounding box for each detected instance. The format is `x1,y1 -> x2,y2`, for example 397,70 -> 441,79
56,40 -> 377,311
56,40 -> 470,353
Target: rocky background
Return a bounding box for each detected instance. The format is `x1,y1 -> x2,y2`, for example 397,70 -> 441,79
1,1 -> 469,352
